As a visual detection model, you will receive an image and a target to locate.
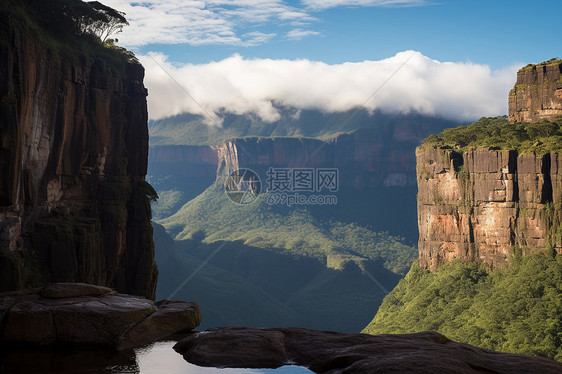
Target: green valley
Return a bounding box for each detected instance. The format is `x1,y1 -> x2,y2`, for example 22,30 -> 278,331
158,184 -> 416,273
154,183 -> 417,332
147,109 -> 446,332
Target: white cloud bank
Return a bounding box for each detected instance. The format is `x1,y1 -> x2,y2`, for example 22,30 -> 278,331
139,51 -> 520,123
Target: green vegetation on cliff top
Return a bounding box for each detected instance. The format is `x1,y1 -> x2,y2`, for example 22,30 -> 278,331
521,57 -> 562,71
1,0 -> 137,73
363,255 -> 562,361
422,116 -> 562,155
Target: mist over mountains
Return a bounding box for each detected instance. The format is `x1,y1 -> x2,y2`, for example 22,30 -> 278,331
141,51 -> 518,122
149,106 -> 464,146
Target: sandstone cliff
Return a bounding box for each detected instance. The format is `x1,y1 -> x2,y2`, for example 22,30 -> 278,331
508,59 -> 562,123
214,125 -> 433,189
0,2 -> 157,297
418,60 -> 562,271
417,147 -> 562,271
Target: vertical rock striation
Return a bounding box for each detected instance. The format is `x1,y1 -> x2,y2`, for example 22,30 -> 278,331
0,4 -> 157,297
508,59 -> 562,123
417,147 -> 562,271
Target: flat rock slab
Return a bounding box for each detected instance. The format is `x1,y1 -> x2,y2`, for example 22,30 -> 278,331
39,283 -> 116,299
174,327 -> 562,374
0,283 -> 201,347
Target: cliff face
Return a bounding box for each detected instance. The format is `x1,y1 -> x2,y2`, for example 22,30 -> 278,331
508,60 -> 562,123
417,147 -> 562,271
214,123 -> 435,189
418,59 -> 562,271
0,7 -> 157,297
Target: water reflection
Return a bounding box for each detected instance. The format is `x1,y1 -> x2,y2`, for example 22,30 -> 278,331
0,343 -> 137,373
137,341 -> 313,374
0,341 -> 313,374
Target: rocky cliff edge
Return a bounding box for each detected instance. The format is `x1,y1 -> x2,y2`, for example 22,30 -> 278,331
0,1 -> 158,298
508,58 -> 562,123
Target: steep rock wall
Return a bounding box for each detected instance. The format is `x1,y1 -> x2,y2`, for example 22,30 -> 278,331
508,60 -> 562,123
0,7 -> 157,297
417,147 -> 562,271
214,124 -> 433,189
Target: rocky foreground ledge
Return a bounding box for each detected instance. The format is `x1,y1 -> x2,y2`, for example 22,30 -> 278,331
0,283 -> 200,348
174,327 -> 562,374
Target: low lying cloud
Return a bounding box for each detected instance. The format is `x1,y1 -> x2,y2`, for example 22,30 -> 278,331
140,51 -> 520,123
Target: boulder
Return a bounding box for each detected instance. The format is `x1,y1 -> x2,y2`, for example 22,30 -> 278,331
175,326 -> 289,369
2,294 -> 56,345
174,327 -> 562,374
0,283 -> 200,347
119,299 -> 202,348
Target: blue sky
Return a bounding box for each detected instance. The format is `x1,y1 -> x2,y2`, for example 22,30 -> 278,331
108,0 -> 561,68
102,0 -> 561,121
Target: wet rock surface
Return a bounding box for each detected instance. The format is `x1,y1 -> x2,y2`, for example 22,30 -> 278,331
0,283 -> 200,348
174,327 -> 562,374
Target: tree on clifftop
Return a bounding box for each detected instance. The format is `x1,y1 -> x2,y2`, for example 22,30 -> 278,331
79,1 -> 129,43
31,0 -> 128,43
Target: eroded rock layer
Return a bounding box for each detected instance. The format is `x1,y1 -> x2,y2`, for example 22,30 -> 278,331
0,5 -> 157,297
417,147 -> 562,270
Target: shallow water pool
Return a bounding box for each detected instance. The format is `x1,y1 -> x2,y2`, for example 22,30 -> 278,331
0,340 -> 313,374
